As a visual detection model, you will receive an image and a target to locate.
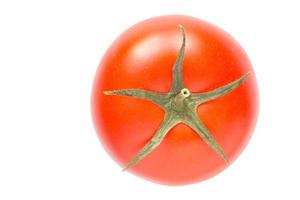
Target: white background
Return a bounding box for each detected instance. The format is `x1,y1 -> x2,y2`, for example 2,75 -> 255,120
0,0 -> 299,199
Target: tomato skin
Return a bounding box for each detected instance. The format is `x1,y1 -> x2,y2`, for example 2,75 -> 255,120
92,15 -> 259,185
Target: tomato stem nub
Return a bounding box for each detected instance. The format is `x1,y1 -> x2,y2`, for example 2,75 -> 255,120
104,25 -> 250,170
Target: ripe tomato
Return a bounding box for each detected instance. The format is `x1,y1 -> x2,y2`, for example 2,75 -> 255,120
92,15 -> 258,185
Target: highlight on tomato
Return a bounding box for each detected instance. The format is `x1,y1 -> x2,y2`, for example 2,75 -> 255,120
92,15 -> 259,185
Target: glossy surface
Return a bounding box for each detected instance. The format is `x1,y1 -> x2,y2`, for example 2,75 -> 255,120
92,15 -> 259,185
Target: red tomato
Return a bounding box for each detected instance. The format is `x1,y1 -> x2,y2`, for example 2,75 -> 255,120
92,15 -> 258,185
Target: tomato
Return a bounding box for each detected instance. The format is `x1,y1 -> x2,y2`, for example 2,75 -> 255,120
92,15 -> 258,185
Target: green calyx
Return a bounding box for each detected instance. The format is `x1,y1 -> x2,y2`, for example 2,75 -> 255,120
104,24 -> 250,170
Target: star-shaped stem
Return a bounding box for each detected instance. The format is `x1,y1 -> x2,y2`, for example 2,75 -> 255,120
104,24 -> 250,170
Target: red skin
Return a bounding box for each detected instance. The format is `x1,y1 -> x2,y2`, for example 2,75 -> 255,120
92,15 -> 259,185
